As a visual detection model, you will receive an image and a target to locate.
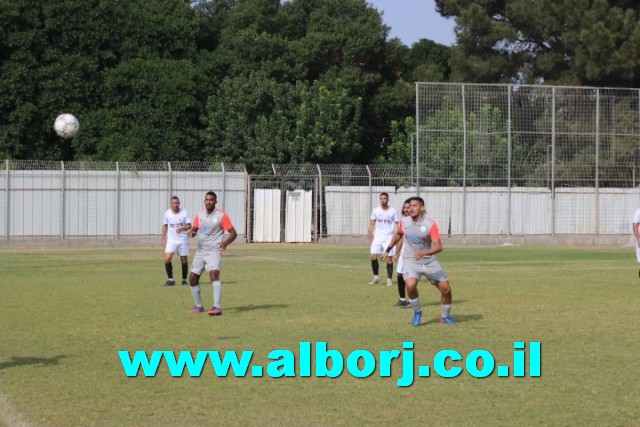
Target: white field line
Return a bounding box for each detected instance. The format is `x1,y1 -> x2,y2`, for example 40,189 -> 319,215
0,394 -> 30,427
243,255 -> 363,270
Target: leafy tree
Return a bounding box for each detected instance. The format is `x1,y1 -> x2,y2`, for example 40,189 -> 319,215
437,0 -> 640,86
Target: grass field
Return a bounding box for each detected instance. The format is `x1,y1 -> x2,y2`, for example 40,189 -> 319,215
1,243 -> 639,426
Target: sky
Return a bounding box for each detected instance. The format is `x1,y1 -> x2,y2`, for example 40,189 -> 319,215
367,0 -> 456,47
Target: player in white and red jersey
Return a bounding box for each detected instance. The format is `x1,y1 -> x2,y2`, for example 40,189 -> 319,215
366,192 -> 400,286
161,196 -> 191,286
393,199 -> 411,307
384,196 -> 456,327
187,191 -> 237,316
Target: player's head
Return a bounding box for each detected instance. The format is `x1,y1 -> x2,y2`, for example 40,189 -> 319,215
379,192 -> 389,207
204,191 -> 217,212
170,196 -> 180,213
402,198 -> 411,216
407,196 -> 425,219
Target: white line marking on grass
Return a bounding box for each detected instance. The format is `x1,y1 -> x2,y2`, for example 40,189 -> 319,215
0,394 -> 31,427
244,256 -> 363,269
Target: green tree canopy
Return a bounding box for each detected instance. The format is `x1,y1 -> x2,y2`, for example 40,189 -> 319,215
437,0 -> 640,86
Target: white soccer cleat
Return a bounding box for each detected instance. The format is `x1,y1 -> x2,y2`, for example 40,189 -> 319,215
369,276 -> 379,285
386,278 -> 393,286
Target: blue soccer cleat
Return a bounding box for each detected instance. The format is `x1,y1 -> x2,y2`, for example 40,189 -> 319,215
439,316 -> 456,325
412,310 -> 422,327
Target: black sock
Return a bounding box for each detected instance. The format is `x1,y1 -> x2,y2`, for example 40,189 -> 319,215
165,262 -> 173,279
181,263 -> 188,280
397,274 -> 406,299
386,263 -> 393,279
371,259 -> 379,275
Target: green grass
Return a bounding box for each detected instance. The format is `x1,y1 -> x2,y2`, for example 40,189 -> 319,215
1,244 -> 639,426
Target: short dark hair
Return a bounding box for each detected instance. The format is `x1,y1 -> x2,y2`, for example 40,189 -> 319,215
403,198 -> 411,205
408,196 -> 424,206
380,192 -> 389,198
171,196 -> 179,201
206,191 -> 217,199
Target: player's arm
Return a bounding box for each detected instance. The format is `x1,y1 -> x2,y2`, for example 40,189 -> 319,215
414,239 -> 443,259
383,228 -> 403,261
366,219 -> 376,243
633,222 -> 640,247
161,224 -> 168,247
178,222 -> 192,233
220,227 -> 237,251
190,215 -> 200,238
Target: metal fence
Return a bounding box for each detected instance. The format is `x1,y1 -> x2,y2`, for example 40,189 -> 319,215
3,83 -> 640,242
2,160 -> 640,242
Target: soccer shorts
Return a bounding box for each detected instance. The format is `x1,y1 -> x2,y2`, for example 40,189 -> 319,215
191,250 -> 222,274
165,240 -> 190,257
403,258 -> 448,285
370,235 -> 395,256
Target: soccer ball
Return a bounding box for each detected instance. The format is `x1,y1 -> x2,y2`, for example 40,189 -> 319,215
53,113 -> 80,139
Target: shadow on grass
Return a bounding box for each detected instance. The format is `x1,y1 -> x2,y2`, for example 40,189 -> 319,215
0,355 -> 67,371
421,313 -> 484,325
226,304 -> 288,313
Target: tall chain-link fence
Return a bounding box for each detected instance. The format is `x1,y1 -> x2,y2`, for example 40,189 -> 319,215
3,82 -> 640,243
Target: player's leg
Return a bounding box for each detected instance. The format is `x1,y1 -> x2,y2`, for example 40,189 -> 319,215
403,263 -> 423,327
178,242 -> 190,285
188,253 -> 205,312
205,252 -> 223,316
369,239 -> 382,284
163,242 -> 177,286
426,261 -> 456,325
395,273 -> 409,307
383,237 -> 394,286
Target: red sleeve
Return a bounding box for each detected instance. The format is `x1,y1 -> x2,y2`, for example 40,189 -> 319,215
430,222 -> 441,241
221,212 -> 234,231
192,213 -> 200,229
398,221 -> 404,234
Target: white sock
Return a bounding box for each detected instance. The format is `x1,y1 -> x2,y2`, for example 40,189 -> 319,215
441,304 -> 452,318
409,298 -> 421,312
212,281 -> 222,309
191,285 -> 203,308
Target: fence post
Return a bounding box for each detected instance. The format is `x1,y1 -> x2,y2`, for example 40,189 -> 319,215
4,159 -> 9,240
167,161 -> 173,199
551,87 -> 556,236
595,89 -> 600,236
116,162 -> 120,239
366,165 -> 372,226
507,85 -> 512,236
316,164 -> 323,240
415,83 -> 420,196
221,162 -> 226,210
245,168 -> 251,243
61,161 -> 65,239
461,84 -> 467,238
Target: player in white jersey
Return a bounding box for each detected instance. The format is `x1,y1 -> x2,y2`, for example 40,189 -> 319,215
385,196 -> 456,327
393,199 -> 411,307
366,192 -> 400,286
188,191 -> 237,316
161,196 -> 191,286
632,207 -> 640,277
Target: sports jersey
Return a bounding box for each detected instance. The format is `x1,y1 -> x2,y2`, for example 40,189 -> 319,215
633,208 -> 640,224
163,208 -> 191,243
398,215 -> 441,264
193,208 -> 234,252
370,206 -> 399,238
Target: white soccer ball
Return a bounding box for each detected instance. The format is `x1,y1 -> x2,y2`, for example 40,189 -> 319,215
53,113 -> 80,139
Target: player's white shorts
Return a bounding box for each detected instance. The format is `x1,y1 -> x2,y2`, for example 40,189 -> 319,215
397,256 -> 404,275
403,258 -> 448,285
191,250 -> 222,274
165,240 -> 189,256
370,235 -> 396,256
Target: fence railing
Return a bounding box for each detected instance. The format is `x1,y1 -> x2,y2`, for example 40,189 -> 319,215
2,161 -> 639,241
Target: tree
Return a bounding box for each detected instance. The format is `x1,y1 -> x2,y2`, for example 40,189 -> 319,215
437,0 -> 640,86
